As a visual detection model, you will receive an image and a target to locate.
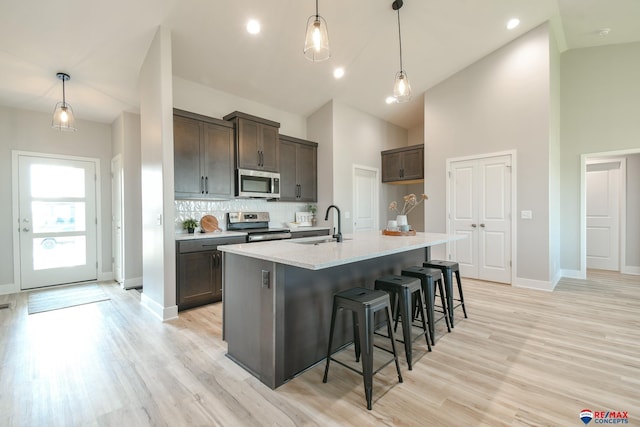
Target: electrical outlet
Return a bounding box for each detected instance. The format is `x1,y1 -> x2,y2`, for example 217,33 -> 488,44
521,210 -> 533,220
261,270 -> 270,288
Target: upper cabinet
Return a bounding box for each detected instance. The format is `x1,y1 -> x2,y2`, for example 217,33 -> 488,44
279,135 -> 318,202
174,109 -> 235,199
224,111 -> 280,172
381,144 -> 424,184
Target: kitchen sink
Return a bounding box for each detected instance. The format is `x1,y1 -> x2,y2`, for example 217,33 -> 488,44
291,236 -> 351,245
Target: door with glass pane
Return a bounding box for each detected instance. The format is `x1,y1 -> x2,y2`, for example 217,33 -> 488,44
18,155 -> 98,289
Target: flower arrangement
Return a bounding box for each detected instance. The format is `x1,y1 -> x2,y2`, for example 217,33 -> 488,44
389,193 -> 428,215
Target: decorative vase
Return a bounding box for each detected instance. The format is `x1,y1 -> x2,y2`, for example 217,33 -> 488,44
396,215 -> 408,226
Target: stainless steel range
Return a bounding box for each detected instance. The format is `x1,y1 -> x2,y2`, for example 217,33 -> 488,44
227,212 -> 291,242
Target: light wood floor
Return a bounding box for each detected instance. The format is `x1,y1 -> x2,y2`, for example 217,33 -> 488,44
1,270 -> 638,426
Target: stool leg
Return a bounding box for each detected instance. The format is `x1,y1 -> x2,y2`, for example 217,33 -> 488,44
423,278 -> 435,345
443,269 -> 455,327
398,287 -> 413,370
359,308 -> 374,410
353,311 -> 361,362
416,287 -> 432,352
437,279 -> 451,332
323,299 -> 339,383
455,270 -> 468,318
384,304 -> 403,384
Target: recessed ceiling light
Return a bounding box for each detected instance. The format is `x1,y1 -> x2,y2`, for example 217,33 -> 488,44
333,67 -> 345,79
597,28 -> 611,37
246,19 -> 261,34
385,96 -> 397,104
507,18 -> 520,30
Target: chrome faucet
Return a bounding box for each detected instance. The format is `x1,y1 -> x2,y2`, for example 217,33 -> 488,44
324,205 -> 343,242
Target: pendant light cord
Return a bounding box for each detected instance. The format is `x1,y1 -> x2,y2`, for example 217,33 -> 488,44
315,0 -> 319,18
62,77 -> 66,107
397,8 -> 403,72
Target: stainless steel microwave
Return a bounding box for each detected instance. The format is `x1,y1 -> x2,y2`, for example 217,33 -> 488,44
236,168 -> 280,198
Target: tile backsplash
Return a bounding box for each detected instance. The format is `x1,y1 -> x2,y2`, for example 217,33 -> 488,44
175,199 -> 313,233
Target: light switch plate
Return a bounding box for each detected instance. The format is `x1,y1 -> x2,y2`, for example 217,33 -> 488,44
521,210 -> 533,220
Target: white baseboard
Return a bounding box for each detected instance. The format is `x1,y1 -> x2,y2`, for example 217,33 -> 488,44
621,265 -> 640,276
560,269 -> 585,280
121,277 -> 143,290
551,269 -> 562,288
513,276 -> 555,292
0,283 -> 18,296
140,293 -> 178,321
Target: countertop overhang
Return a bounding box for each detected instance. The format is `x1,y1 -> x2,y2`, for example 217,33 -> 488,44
218,230 -> 464,270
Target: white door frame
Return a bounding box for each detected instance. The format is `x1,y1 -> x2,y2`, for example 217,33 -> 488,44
445,150 -> 517,285
12,150 -> 103,290
581,149 -> 637,277
111,154 -> 124,284
352,164 -> 379,232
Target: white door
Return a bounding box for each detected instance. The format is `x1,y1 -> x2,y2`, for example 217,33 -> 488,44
586,162 -> 620,271
449,155 -> 512,284
112,155 -> 124,284
353,166 -> 378,232
17,154 -> 98,289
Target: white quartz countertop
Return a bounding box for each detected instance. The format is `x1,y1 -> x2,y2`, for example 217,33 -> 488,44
175,230 -> 247,241
218,230 -> 464,270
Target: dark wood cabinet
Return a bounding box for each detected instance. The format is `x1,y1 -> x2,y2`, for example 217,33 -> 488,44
224,111 -> 280,172
381,144 -> 424,183
290,229 -> 330,239
279,134 -> 318,202
176,236 -> 246,311
174,109 -> 234,199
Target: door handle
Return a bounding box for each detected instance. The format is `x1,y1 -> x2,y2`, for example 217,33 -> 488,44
201,176 -> 205,194
480,223 -> 485,228
471,224 -> 477,228
22,227 -> 30,232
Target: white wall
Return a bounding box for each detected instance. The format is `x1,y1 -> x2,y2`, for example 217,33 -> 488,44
548,27 -> 562,283
111,112 -> 143,288
0,106 -> 112,292
308,101 -> 408,234
626,154 -> 640,271
139,26 -> 177,320
424,24 -> 552,282
173,77 -> 307,139
560,42 -> 640,272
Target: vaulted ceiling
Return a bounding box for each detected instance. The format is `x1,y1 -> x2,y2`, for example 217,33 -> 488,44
1,0 -> 639,130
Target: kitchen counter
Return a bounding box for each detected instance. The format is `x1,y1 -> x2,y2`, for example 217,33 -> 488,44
221,230 -> 464,389
218,230 -> 460,270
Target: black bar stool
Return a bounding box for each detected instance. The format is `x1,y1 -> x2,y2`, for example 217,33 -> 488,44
323,287 -> 403,410
423,260 -> 468,327
401,266 -> 451,344
374,275 -> 431,370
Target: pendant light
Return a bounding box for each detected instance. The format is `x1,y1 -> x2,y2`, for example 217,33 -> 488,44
304,0 -> 330,62
51,72 -> 77,131
392,0 -> 411,102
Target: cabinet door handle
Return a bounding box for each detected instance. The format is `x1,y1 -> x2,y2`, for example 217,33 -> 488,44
260,151 -> 264,167
201,176 -> 205,194
205,176 -> 209,194
471,223 -> 477,228
480,223 -> 485,228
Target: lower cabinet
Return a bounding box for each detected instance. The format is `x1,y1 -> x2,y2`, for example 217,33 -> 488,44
176,237 -> 246,311
290,229 -> 330,239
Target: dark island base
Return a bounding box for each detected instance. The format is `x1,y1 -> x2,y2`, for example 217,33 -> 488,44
223,247 -> 429,389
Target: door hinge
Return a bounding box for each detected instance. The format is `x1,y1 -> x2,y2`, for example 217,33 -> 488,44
95,218 -> 98,225
509,260 -> 512,267
448,171 -> 452,178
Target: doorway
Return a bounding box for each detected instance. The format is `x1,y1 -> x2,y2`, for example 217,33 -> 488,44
352,165 -> 379,232
447,153 -> 514,284
13,152 -> 99,289
111,155 -> 124,284
581,149 -> 639,277
586,159 -> 623,271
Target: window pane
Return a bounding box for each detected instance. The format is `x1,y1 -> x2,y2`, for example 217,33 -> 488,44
31,164 -> 85,198
33,236 -> 86,270
32,202 -> 86,233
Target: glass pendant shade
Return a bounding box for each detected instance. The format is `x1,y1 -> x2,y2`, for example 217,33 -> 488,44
393,70 -> 411,102
304,15 -> 330,62
51,72 -> 77,131
51,102 -> 77,131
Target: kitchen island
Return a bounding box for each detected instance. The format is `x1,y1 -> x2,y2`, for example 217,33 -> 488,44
218,230 -> 463,389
